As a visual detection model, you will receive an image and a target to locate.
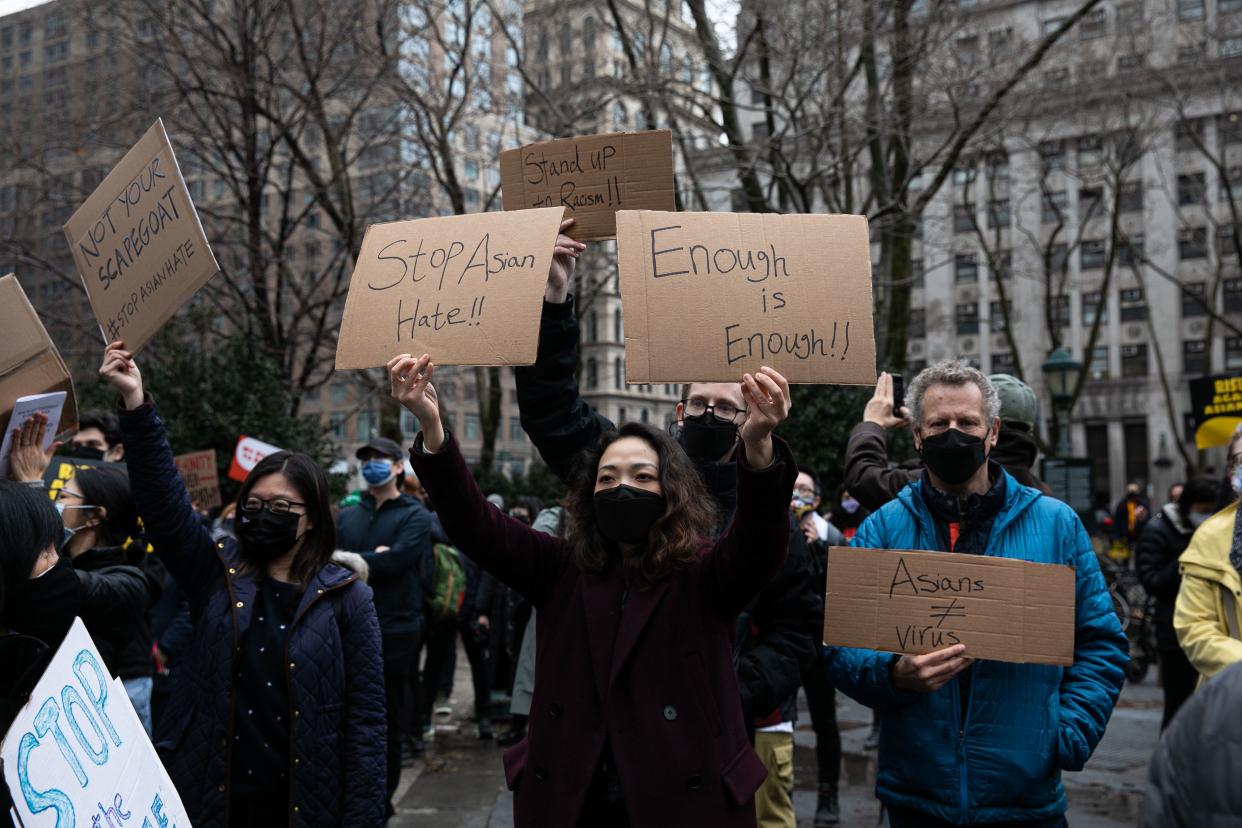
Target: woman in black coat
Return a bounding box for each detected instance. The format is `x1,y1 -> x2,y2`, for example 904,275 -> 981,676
1135,477 -> 1220,729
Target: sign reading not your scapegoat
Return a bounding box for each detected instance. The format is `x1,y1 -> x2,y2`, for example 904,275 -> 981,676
615,211 -> 877,384
822,547 -> 1076,666
63,118 -> 219,353
2,618 -> 191,827
335,208 -> 566,370
500,130 -> 675,241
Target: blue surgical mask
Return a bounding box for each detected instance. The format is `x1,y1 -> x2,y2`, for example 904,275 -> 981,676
361,460 -> 397,488
1189,512 -> 1211,528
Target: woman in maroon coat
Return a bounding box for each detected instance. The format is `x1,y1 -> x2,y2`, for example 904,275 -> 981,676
391,353 -> 796,828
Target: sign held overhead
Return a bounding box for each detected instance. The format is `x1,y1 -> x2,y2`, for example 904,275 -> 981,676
0,273 -> 78,438
335,208 -> 566,370
822,546 -> 1076,667
615,211 -> 877,384
500,130 -> 675,241
63,118 -> 220,352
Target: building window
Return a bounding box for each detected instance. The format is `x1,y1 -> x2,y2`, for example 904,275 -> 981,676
509,417 -> 524,442
1048,243 -> 1069,273
989,300 -> 1011,331
1043,189 -> 1068,223
1039,141 -> 1066,170
1119,181 -> 1143,213
955,253 -> 978,283
614,308 -> 623,342
1183,340 -> 1208,375
1054,295 -> 1071,326
1119,288 -> 1146,321
1179,227 -> 1208,259
462,413 -> 480,441
991,351 -> 1016,374
587,311 -> 598,342
1078,135 -> 1104,166
1121,344 -> 1148,378
993,250 -> 1013,281
614,357 -> 623,390
1117,235 -> 1144,266
1225,278 -> 1242,312
1225,0 -> 1242,13
1227,337 -> 1242,369
909,308 -> 926,338
1085,422 -> 1111,503
1124,419 -> 1149,486
1083,291 -> 1108,325
1178,172 -> 1206,206
1178,0 -> 1205,19
1222,36 -> 1242,57
988,199 -> 1010,228
1081,240 -> 1107,269
1221,167 -> 1242,201
1222,112 -> 1242,146
1080,8 -> 1106,38
1182,282 -> 1209,317
586,357 -> 598,389
954,204 -> 976,233
1117,2 -> 1144,28
1221,225 -> 1240,258
956,302 -> 980,335
330,382 -> 347,404
1089,346 -> 1110,379
1079,186 -> 1104,216
1175,119 -> 1203,152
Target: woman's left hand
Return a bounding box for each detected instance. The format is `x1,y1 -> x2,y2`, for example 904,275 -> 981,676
738,366 -> 791,467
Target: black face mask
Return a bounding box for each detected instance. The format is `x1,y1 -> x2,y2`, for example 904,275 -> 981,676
678,414 -> 738,462
920,428 -> 988,486
3,556 -> 82,648
594,485 -> 666,545
236,509 -> 304,563
67,445 -> 105,461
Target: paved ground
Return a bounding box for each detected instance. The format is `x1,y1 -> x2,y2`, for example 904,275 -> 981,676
392,643 -> 1161,826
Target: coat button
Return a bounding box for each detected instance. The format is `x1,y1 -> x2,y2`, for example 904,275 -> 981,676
228,567 -> 236,574
663,705 -> 678,721
218,784 -> 226,792
549,702 -> 563,719
687,775 -> 703,791
317,588 -> 324,594
534,766 -> 548,781
235,601 -> 244,608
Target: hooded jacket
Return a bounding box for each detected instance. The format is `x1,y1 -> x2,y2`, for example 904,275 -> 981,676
1174,501 -> 1242,686
72,544 -> 162,679
1135,505 -> 1195,651
825,472 -> 1126,824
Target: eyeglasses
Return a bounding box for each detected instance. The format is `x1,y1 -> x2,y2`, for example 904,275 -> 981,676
682,398 -> 747,423
1230,453 -> 1242,468
793,485 -> 817,498
241,496 -> 307,515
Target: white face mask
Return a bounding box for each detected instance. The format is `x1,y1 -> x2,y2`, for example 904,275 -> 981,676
1188,511 -> 1211,528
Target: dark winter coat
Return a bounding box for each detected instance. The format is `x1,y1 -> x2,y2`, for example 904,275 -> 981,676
118,398 -> 386,828
515,297 -> 821,728
1136,505 -> 1195,651
1142,659 -> 1242,826
72,544 -> 162,679
410,429 -> 797,828
336,491 -> 433,636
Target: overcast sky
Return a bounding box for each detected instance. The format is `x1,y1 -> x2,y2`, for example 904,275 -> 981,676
0,0 -> 48,15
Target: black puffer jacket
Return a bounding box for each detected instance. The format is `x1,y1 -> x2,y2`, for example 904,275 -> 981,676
1142,659 -> 1242,826
515,297 -> 821,729
1135,505 -> 1194,651
73,545 -> 163,679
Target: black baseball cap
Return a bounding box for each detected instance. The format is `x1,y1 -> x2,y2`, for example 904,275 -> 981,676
355,436 -> 404,460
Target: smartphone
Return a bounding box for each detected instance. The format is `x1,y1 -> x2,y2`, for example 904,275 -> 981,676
891,373 -> 905,419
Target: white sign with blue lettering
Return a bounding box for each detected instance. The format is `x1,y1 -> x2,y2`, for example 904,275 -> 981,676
2,618 -> 189,827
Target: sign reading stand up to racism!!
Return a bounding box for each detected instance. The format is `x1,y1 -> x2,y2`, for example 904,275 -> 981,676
615,211 -> 877,384
2,618 -> 192,827
822,547 -> 1076,667
335,208 -> 566,370
500,130 -> 675,241
1189,373 -> 1242,449
63,118 -> 219,353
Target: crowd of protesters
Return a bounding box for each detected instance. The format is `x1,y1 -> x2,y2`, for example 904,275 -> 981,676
1,218 -> 1239,827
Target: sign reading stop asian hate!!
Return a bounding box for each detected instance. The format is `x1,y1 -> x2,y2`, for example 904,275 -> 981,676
63,119 -> 219,353
2,619 -> 191,827
335,207 -> 566,370
615,211 -> 878,384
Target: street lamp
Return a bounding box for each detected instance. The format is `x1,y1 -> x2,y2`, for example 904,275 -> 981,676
1042,347 -> 1081,458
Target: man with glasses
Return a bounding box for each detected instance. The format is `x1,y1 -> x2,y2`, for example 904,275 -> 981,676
336,436 -> 434,817
515,220 -> 823,826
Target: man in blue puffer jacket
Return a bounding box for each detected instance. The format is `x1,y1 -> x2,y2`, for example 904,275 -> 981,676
825,361 -> 1126,827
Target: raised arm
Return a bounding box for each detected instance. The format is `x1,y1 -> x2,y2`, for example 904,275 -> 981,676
103,341 -> 221,600
393,354 -> 569,606
513,219 -> 612,484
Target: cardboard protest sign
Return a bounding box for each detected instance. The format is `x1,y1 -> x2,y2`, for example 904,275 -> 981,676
2,618 -> 191,827
500,130 -> 675,240
1189,374 -> 1242,449
335,208 -> 566,370
0,274 -> 78,438
615,211 -> 877,384
174,448 -> 222,509
63,119 -> 219,352
41,457 -> 115,501
228,435 -> 281,482
822,547 -> 1075,666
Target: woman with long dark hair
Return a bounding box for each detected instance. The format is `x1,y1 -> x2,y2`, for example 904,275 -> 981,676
99,340 -> 385,828
391,352 -> 795,828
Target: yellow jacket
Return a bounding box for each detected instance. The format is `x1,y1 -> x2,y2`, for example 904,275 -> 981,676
1175,501 -> 1242,686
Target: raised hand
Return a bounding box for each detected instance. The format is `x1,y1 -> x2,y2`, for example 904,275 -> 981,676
546,218 -> 586,304
738,366 -> 791,468
100,340 -> 144,410
388,353 -> 445,452
863,371 -> 910,430
7,412 -> 61,482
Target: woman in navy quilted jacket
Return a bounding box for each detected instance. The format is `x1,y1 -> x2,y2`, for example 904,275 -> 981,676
100,340 -> 386,828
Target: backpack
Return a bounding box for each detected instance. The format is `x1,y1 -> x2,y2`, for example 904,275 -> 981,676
428,543 -> 467,620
